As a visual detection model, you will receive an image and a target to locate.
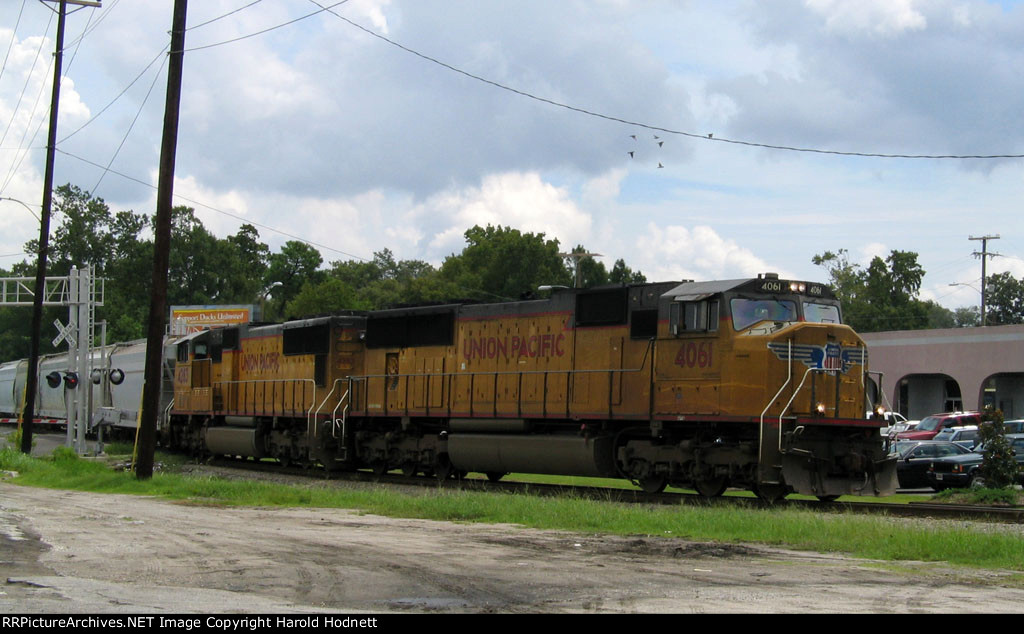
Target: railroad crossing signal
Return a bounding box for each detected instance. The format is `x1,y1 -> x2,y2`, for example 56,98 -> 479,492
52,318 -> 77,348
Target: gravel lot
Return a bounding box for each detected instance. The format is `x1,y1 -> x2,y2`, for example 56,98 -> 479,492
3,430 -> 1024,614
4,479 -> 1024,614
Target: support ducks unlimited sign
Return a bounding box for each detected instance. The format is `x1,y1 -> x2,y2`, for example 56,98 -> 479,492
169,305 -> 253,334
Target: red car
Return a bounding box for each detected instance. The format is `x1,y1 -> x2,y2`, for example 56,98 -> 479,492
897,412 -> 982,441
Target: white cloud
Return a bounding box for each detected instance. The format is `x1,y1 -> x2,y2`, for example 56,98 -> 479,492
805,0 -> 927,37
634,223 -> 785,283
418,171 -> 593,258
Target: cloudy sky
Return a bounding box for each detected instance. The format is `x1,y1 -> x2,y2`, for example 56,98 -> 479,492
1,0 -> 1022,312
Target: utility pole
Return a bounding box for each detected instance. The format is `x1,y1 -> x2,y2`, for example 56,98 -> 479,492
969,234 -> 1000,327
559,252 -> 603,288
22,1 -> 93,453
137,0 -> 187,479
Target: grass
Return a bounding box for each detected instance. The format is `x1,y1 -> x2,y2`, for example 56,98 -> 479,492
3,444 -> 1024,573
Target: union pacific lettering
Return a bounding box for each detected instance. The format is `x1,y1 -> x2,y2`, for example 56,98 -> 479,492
462,334 -> 567,360
240,351 -> 281,373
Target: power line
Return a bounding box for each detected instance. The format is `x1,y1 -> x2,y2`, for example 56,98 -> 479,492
188,0 -> 265,31
310,0 -> 1024,161
90,51 -> 168,195
184,0 -> 350,52
54,147 -> 372,263
0,0 -> 29,85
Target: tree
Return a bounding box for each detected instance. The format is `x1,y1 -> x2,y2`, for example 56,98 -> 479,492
438,225 -> 572,301
978,409 -> 1018,489
609,258 -> 646,284
985,272 -> 1024,325
813,249 -> 933,332
285,278 -> 364,317
265,241 -> 325,320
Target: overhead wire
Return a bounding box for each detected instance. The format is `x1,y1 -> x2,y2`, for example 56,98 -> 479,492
309,0 -> 1024,161
90,51 -> 168,195
188,0 -> 266,31
184,0 -> 350,52
0,0 -> 29,85
0,8 -> 53,155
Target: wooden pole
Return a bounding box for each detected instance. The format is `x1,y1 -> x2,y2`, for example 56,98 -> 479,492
136,0 -> 187,479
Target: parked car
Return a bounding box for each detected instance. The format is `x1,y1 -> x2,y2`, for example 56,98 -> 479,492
931,425 -> 980,450
885,420 -> 919,439
927,433 -> 1024,489
869,410 -> 913,437
897,412 -> 983,441
992,419 -> 1024,434
894,441 -> 973,489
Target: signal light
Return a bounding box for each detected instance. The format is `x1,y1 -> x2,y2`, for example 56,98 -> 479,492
46,371 -> 62,388
109,368 -> 125,385
63,372 -> 79,389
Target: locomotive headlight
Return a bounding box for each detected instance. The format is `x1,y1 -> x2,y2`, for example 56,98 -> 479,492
815,402 -> 827,415
789,282 -> 806,293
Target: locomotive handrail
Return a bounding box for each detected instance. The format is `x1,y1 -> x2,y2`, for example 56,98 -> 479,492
311,378 -> 348,438
213,378 -> 317,421
345,350 -> 656,421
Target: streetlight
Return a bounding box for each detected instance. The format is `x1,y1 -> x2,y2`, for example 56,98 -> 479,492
0,196 -> 40,221
258,281 -> 283,321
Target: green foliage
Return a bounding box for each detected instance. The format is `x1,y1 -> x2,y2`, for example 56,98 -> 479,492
439,225 -> 573,301
1,186 -> 651,353
985,272 -> 1024,326
978,409 -> 1019,489
813,248 -> 969,332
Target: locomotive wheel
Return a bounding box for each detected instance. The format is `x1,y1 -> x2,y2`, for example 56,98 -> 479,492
637,475 -> 668,494
401,462 -> 418,477
371,461 -> 389,476
694,476 -> 729,498
816,495 -> 841,503
485,472 -> 506,483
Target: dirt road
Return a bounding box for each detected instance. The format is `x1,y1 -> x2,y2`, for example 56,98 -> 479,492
3,481 -> 1024,614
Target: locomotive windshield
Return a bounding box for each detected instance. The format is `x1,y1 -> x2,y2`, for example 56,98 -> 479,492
803,302 -> 841,324
730,297 -> 843,330
730,298 -> 797,330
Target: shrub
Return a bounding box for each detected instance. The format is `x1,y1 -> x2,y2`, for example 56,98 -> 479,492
978,409 -> 1018,489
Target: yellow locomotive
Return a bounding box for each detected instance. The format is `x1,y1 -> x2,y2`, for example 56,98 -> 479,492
167,274 -> 897,501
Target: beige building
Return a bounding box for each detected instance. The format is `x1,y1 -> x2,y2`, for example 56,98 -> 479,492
862,324 -> 1024,420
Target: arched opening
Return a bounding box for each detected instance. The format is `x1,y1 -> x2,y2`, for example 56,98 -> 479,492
979,373 -> 1024,420
895,373 -> 964,420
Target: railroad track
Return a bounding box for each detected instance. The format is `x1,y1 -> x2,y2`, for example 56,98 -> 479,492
198,456 -> 1024,524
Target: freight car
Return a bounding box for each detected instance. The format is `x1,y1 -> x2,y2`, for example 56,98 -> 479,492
164,275 -> 898,501
0,338 -> 178,436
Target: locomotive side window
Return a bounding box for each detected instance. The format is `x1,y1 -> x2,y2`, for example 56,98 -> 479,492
730,298 -> 797,330
804,302 -> 841,324
177,342 -> 189,362
670,300 -> 719,335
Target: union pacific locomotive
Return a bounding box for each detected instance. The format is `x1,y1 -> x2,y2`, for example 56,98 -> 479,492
163,274 -> 898,501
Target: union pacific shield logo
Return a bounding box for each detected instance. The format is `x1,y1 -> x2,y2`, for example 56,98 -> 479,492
767,342 -> 867,374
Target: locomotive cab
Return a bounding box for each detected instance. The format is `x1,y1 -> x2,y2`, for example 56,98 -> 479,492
649,274 -> 897,499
